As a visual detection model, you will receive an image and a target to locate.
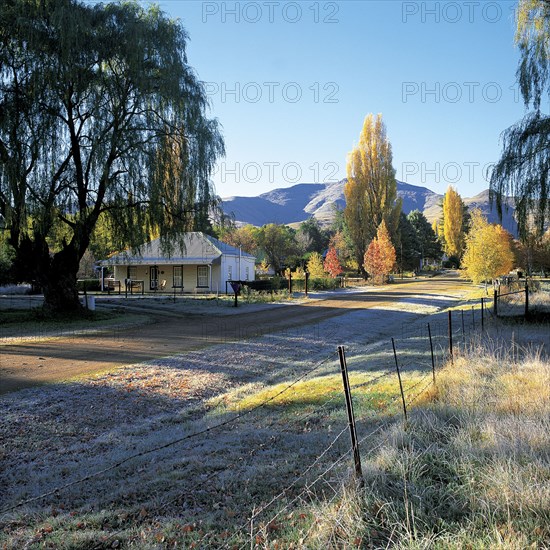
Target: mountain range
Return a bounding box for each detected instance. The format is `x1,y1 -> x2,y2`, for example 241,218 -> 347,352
221,180 -> 518,235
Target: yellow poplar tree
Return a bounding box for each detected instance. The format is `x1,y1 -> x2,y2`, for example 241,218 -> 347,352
462,210 -> 515,285
307,252 -> 327,279
363,220 -> 396,284
442,186 -> 465,257
432,218 -> 444,240
344,114 -> 402,274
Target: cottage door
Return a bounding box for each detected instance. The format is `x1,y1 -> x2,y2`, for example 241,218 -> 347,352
150,266 -> 159,290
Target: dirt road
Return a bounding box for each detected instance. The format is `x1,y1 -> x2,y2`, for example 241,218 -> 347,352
0,274 -> 470,394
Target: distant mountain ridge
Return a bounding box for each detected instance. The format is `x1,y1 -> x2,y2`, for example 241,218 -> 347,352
221,180 -> 517,235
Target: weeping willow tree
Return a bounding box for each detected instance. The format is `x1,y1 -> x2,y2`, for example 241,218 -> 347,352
490,0 -> 550,239
0,0 -> 224,311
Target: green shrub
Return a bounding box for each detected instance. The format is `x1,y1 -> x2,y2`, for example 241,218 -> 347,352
309,277 -> 340,290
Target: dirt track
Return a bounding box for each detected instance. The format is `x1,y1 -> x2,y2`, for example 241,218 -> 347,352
0,274 -> 470,394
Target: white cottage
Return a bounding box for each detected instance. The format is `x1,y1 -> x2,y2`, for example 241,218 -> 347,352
101,232 -> 255,293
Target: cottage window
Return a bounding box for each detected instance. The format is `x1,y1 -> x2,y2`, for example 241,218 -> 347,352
197,265 -> 209,288
127,266 -> 137,280
173,266 -> 183,288
245,266 -> 249,280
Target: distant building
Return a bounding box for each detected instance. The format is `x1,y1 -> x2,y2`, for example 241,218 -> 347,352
100,232 -> 255,293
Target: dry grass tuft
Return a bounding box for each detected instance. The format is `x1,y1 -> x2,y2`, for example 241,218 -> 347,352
436,344 -> 550,417
308,339 -> 550,549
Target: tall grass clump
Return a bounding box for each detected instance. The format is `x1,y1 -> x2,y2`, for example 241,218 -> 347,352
306,340 -> 550,548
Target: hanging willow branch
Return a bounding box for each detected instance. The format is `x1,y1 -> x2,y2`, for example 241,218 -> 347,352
490,0 -> 550,239
490,113 -> 550,239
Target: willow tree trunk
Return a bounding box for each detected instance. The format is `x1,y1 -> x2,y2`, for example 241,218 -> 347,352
15,238 -> 83,312
11,229 -> 87,313
41,246 -> 83,312
43,260 -> 81,312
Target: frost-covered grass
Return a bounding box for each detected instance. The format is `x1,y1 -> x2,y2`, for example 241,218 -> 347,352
1,283 -> 549,548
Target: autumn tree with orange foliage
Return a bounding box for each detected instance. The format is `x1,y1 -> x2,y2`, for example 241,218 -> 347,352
363,221 -> 396,284
462,210 -> 515,285
324,247 -> 342,278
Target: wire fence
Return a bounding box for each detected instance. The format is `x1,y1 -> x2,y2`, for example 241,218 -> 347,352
6,336 -> 435,539
0,314 -> 443,547
1,284 -> 549,548
491,280 -> 550,319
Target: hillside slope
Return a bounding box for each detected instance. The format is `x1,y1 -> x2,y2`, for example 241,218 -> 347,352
222,180 -> 517,234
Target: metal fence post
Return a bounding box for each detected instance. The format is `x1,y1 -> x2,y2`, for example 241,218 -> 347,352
448,311 -> 453,364
428,323 -> 436,384
337,346 -> 363,484
525,282 -> 529,318
391,338 -> 408,423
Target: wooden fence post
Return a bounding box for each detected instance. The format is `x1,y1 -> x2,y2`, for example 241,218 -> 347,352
288,271 -> 292,294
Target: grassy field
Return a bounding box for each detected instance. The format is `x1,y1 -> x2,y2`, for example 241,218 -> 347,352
0,288 -> 549,548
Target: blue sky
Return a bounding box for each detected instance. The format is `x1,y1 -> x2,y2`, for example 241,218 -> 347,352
152,1 -> 527,199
